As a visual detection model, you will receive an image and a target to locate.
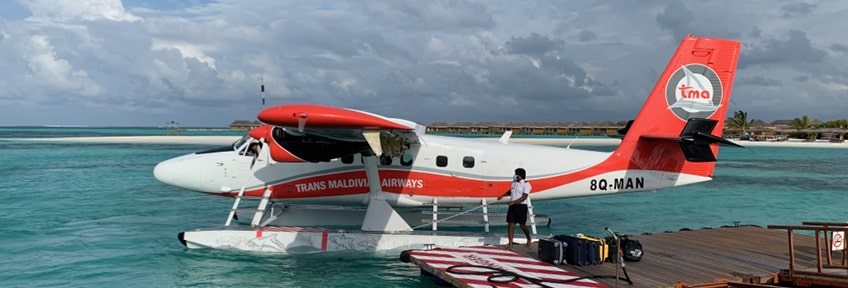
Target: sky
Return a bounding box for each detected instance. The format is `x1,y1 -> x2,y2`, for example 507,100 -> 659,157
0,0 -> 846,127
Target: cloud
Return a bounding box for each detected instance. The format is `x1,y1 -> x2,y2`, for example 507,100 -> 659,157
655,1 -> 695,41
505,33 -> 565,56
577,30 -> 597,42
1,0 -> 848,126
831,43 -> 848,54
22,0 -> 141,22
735,76 -> 782,86
780,2 -> 815,18
23,35 -> 102,97
151,39 -> 217,69
793,75 -> 809,82
364,1 -> 495,31
739,30 -> 826,69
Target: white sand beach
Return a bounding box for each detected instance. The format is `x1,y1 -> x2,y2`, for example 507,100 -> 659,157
508,137 -> 848,148
727,140 -> 848,148
7,135 -> 847,148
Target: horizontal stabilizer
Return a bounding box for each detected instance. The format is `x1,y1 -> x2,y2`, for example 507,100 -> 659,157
640,118 -> 741,162
687,131 -> 743,148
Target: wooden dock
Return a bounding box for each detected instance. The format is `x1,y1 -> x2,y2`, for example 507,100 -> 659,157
509,226 -> 835,287
405,225 -> 848,287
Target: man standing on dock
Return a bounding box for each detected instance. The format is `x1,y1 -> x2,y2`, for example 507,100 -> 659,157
498,168 -> 532,250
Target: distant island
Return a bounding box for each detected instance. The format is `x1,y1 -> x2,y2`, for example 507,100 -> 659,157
228,118 -> 846,142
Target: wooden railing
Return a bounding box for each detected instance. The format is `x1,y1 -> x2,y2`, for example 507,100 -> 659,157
767,222 -> 848,279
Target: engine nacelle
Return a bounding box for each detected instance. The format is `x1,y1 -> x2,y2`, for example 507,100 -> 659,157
248,125 -> 307,163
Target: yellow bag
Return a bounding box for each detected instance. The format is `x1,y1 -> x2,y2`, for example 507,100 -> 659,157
577,234 -> 609,262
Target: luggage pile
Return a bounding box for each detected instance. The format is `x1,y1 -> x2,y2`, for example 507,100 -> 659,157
604,233 -> 643,263
538,233 -> 643,266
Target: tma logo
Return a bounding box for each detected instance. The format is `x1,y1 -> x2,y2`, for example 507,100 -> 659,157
665,64 -> 722,121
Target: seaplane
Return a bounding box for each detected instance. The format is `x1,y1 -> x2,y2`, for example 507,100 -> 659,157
154,35 -> 742,253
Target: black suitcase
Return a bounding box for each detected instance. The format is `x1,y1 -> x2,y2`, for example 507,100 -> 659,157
554,235 -> 589,266
537,238 -> 566,265
585,238 -> 601,265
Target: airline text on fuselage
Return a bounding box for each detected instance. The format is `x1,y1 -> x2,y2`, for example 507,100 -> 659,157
294,178 -> 424,193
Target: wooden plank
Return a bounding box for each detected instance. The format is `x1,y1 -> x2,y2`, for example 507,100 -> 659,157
505,226 -> 829,287
403,226 -> 848,287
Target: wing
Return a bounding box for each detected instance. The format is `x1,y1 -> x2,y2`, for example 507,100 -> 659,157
250,104 -> 422,163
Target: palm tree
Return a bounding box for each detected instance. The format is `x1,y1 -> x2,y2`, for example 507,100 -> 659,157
726,110 -> 753,138
836,119 -> 848,141
820,119 -> 848,141
790,115 -> 814,140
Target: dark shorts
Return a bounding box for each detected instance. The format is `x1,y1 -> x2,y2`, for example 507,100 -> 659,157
506,204 -> 528,224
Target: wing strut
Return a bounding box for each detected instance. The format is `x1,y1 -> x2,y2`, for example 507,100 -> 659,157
362,129 -> 383,156
359,151 -> 413,232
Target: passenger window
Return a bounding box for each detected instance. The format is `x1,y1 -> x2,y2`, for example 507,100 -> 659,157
341,155 -> 354,164
462,156 -> 474,168
436,155 -> 448,167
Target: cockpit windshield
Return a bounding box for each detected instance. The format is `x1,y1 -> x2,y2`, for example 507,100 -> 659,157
193,134 -> 254,155
233,134 -> 252,151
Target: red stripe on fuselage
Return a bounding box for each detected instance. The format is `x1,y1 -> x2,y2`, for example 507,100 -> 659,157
230,158 -> 656,200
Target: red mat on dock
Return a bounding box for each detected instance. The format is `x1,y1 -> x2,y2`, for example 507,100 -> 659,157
408,245 -> 608,287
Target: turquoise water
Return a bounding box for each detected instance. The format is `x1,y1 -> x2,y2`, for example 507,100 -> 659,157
0,126 -> 245,138
1,127 -> 847,287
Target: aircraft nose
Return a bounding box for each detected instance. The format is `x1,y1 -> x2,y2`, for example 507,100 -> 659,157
154,154 -> 204,191
153,160 -> 175,185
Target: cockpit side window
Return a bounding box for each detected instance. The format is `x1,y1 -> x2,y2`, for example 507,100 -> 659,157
236,141 -> 252,156
234,135 -> 261,157
243,142 -> 261,157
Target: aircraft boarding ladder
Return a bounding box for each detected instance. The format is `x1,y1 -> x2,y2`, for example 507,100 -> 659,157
224,186 -> 282,228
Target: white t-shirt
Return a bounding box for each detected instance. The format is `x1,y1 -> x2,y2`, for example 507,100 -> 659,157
509,180 -> 532,205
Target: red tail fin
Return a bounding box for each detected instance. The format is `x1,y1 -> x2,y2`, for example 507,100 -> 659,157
614,35 -> 741,178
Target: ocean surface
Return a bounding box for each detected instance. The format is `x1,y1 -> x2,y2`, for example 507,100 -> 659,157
2,127 -> 847,287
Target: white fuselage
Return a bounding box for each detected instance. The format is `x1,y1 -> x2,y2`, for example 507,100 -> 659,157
154,134 -> 710,207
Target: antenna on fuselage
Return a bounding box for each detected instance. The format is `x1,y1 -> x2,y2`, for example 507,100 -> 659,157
566,136 -> 577,149
498,130 -> 512,144
260,77 -> 266,106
